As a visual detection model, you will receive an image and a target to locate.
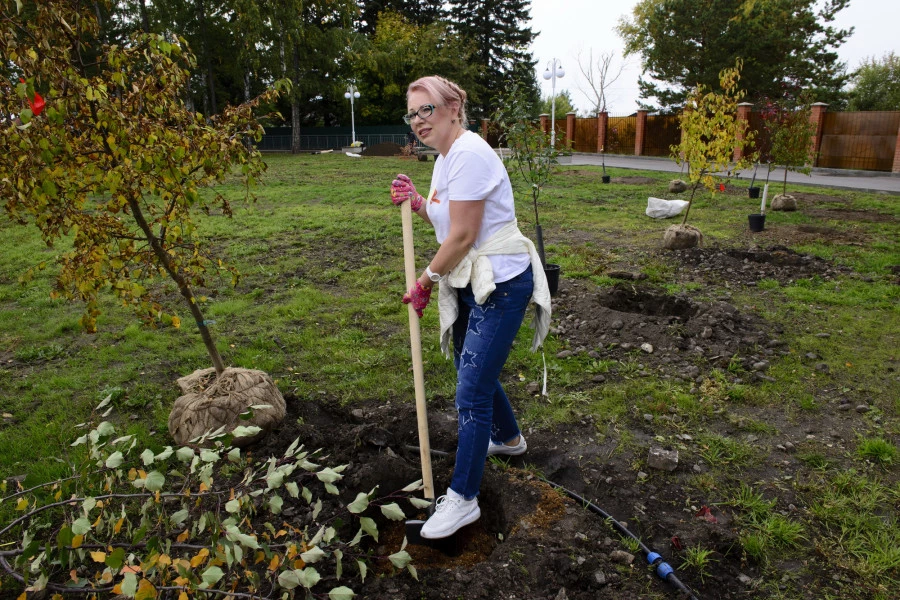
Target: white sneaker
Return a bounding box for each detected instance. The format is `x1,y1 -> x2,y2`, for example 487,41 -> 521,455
419,489 -> 481,539
487,434 -> 527,457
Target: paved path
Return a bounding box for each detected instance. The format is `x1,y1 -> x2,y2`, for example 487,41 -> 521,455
568,153 -> 900,195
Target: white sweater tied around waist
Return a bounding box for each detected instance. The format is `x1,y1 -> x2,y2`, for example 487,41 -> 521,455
438,220 -> 552,357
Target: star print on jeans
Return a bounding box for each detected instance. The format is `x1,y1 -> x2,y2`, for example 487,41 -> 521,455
467,310 -> 485,336
459,347 -> 478,370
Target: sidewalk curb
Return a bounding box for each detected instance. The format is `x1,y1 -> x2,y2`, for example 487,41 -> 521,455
565,152 -> 900,195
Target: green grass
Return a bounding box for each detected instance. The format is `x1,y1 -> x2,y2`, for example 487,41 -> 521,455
695,433 -> 755,467
729,482 -> 806,563
857,437 -> 897,466
804,470 -> 900,593
681,545 -> 717,582
1,153 -> 898,597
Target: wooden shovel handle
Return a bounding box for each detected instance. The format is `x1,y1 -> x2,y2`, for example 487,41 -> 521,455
400,200 -> 435,501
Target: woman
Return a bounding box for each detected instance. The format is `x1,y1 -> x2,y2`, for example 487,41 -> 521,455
390,76 -> 551,539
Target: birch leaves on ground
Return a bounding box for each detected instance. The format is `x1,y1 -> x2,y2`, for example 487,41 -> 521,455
3,396 -> 423,597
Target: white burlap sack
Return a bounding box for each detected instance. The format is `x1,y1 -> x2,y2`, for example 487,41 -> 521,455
646,197 -> 690,219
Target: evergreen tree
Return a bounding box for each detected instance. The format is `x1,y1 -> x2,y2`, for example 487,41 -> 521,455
354,11 -> 479,124
357,0 -> 445,34
540,90 -> 577,120
448,0 -> 539,120
618,0 -> 852,111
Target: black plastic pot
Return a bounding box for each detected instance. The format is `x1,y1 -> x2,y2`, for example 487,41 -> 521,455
748,213 -> 766,232
601,175 -> 611,184
544,263 -> 560,296
748,186 -> 760,198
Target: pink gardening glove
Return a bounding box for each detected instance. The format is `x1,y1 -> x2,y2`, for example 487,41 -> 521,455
390,174 -> 425,212
402,281 -> 432,318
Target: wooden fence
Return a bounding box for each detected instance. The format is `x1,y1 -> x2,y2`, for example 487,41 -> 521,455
818,111 -> 900,171
491,106 -> 900,173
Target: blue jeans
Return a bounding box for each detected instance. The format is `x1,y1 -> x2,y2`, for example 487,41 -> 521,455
450,266 -> 533,499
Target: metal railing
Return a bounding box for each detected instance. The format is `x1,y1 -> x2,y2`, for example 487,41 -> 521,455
257,133 -> 410,152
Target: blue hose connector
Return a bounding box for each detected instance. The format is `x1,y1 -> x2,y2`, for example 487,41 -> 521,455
646,553 -> 674,580
656,561 -> 674,579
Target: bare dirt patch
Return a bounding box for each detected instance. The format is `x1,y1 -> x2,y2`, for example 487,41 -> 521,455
789,191 -> 851,205
611,175 -> 661,185
736,222 -> 869,246
804,207 -> 897,223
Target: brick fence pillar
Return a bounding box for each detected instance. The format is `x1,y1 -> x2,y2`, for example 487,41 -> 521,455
597,111 -> 608,153
566,112 -> 577,150
893,121 -> 900,173
539,114 -> 550,135
809,102 -> 829,166
734,102 -> 753,161
481,118 -> 489,141
635,109 -> 648,156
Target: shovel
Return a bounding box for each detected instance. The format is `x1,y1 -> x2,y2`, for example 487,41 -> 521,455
399,199 -> 460,555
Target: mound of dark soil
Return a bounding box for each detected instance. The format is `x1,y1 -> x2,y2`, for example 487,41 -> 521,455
250,395 -> 748,600
364,142 -> 404,156
548,246 -> 853,385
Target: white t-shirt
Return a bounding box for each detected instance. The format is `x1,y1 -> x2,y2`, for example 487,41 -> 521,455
425,131 -> 530,283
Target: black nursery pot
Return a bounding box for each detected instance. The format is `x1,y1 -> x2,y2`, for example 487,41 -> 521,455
544,263 -> 560,296
601,175 -> 611,184
748,213 -> 766,232
748,186 -> 760,198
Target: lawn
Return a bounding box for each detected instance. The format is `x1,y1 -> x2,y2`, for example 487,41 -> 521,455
1,153 -> 898,599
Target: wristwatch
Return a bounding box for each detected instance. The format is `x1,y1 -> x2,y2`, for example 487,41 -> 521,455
425,266 -> 442,283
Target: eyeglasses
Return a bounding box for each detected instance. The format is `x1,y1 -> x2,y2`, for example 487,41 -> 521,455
402,104 -> 439,125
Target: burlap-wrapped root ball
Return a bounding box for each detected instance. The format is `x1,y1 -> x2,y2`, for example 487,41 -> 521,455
770,194 -> 798,211
662,224 -> 704,250
168,367 -> 286,446
668,179 -> 687,193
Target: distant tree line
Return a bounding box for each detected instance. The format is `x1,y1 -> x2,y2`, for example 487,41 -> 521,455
617,0 -> 864,112
40,0 -> 540,145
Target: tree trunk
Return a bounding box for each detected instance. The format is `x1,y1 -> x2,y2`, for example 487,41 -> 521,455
196,0 -> 217,115
291,47 -> 301,154
200,71 -> 210,117
681,178 -> 702,225
127,197 -> 226,375
138,0 -> 150,31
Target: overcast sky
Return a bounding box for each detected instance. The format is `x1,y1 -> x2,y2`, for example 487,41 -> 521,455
528,0 -> 900,114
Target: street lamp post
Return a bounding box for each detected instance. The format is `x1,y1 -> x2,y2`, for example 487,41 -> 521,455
344,85 -> 360,144
542,59 -> 565,147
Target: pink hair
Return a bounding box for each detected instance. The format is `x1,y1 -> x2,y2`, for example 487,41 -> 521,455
407,76 -> 468,128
